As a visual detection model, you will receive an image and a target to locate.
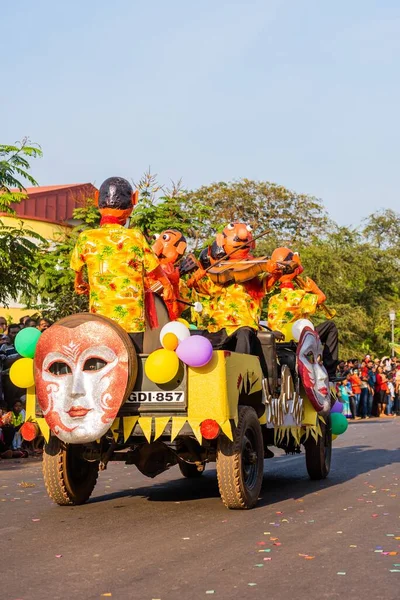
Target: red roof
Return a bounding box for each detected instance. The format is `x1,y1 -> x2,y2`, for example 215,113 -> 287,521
2,183 -> 98,225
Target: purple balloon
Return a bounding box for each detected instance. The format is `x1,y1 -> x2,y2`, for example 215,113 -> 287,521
176,335 -> 213,367
331,400 -> 344,414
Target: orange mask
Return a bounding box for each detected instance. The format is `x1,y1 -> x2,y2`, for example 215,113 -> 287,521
270,247 -> 303,283
152,229 -> 187,265
215,223 -> 255,260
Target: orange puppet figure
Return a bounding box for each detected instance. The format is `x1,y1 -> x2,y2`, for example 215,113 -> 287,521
267,247 -> 338,379
183,223 -> 295,375
70,177 -> 178,352
150,229 -> 188,317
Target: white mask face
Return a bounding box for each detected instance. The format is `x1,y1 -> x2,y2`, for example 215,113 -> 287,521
35,322 -> 129,443
297,327 -> 330,412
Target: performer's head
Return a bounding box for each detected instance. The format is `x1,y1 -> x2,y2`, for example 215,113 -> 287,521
215,222 -> 255,260
152,229 -> 187,265
95,177 -> 138,225
271,247 -> 303,283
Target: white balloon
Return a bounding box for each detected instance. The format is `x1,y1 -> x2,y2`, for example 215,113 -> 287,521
160,321 -> 191,346
291,319 -> 315,342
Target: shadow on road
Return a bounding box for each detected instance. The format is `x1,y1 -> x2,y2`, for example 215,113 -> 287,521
89,443 -> 400,508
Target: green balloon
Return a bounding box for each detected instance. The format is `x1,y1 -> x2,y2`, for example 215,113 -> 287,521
15,327 -> 42,358
188,324 -> 198,330
330,412 -> 348,436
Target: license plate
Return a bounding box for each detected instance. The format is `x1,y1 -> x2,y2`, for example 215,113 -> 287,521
127,391 -> 185,403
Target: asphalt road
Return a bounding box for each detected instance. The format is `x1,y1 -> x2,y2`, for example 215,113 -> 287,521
1,418 -> 399,600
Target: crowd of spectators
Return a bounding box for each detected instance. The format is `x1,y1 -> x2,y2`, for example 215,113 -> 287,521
0,315 -> 50,458
336,355 -> 400,419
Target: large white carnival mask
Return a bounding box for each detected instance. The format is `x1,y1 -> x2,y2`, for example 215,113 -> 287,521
296,326 -> 330,413
34,319 -> 131,444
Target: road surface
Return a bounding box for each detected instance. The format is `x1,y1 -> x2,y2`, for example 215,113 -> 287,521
1,418 -> 399,600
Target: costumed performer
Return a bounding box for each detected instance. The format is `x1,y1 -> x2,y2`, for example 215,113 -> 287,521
267,247 -> 338,379
70,177 -> 178,353
182,222 -> 296,374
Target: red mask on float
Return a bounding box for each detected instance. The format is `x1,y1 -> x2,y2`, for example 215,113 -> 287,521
296,326 -> 330,413
215,223 -> 255,260
34,321 -> 130,443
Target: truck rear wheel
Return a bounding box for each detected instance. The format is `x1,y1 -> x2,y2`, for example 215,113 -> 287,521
43,438 -> 99,506
304,415 -> 332,480
216,406 -> 264,509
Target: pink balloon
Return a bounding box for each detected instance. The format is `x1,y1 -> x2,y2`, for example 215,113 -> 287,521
176,335 -> 213,367
331,400 -> 344,414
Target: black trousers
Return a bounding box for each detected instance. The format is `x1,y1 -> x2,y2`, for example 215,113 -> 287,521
193,327 -> 268,377
315,321 -> 339,379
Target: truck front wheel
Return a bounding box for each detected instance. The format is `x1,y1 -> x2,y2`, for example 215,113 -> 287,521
216,406 -> 264,509
43,438 -> 99,506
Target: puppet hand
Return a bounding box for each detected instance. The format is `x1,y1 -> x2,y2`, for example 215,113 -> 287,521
179,254 -> 200,276
276,260 -> 298,275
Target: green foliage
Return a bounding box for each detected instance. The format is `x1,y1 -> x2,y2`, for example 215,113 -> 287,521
0,138 -> 43,213
131,170 -> 212,247
180,178 -> 331,245
0,220 -> 45,307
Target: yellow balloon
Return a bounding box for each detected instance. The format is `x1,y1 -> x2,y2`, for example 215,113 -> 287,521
332,434 -> 338,441
145,349 -> 180,384
10,357 -> 35,389
162,332 -> 179,351
176,318 -> 190,328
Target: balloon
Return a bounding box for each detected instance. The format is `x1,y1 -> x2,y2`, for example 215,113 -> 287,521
330,412 -> 348,436
145,349 -> 180,384
189,324 -> 198,330
162,332 -> 179,351
331,400 -> 344,414
15,327 -> 41,358
176,335 -> 213,368
176,318 -> 190,328
160,321 -> 190,347
332,434 -> 338,441
10,357 -> 35,388
292,319 -> 315,342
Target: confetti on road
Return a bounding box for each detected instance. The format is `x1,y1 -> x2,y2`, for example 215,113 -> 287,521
337,572 -> 346,576
205,591 -> 215,595
55,554 -> 62,558
248,583 -> 257,587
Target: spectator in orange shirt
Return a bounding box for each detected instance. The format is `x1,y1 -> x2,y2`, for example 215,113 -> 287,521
348,368 -> 362,419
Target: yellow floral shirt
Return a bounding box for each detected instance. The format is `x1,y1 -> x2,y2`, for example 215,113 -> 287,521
267,287 -> 318,332
70,224 -> 159,332
190,276 -> 267,335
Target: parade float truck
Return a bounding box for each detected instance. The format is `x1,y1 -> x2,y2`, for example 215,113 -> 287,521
15,311 -> 345,510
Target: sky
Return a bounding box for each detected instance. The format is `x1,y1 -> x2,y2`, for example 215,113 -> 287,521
2,0 -> 399,227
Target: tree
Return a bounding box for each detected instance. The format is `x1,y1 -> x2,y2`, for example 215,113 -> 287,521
180,179 -> 331,245
0,138 -> 44,307
0,138 -> 43,213
362,209 -> 400,252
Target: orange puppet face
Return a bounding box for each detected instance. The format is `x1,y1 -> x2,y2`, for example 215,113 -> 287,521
270,247 -> 303,282
216,223 -> 255,260
152,229 -> 187,265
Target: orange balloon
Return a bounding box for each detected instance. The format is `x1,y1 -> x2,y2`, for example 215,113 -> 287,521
162,332 -> 179,351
